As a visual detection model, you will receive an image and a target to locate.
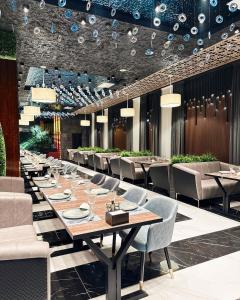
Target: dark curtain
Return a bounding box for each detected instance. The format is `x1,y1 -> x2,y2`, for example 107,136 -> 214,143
230,63 -> 240,164
150,91 -> 161,155
184,65 -> 233,100
140,95 -> 147,151
171,82 -> 185,155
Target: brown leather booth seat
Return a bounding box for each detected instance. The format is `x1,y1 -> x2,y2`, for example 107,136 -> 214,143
172,161 -> 240,205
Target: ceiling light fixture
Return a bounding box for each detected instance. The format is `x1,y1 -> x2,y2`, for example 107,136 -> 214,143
119,69 -> 128,72
19,119 -> 29,126
97,82 -> 115,89
120,94 -> 135,117
80,113 -> 90,126
97,107 -> 108,123
32,66 -> 57,103
160,75 -> 181,108
23,105 -> 41,116
20,113 -> 35,122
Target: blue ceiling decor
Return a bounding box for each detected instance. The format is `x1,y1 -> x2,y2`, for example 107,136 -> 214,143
24,67 -> 116,109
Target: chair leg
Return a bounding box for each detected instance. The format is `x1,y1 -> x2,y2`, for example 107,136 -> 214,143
164,247 -> 173,279
139,252 -> 146,290
100,234 -> 104,247
148,251 -> 152,263
112,232 -> 116,255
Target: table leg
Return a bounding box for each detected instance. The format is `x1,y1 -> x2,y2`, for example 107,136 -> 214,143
215,177 -> 230,214
140,164 -> 148,188
84,226 -> 140,300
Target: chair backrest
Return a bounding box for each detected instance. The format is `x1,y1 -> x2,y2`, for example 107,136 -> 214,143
122,187 -> 147,206
175,161 -> 221,180
91,173 -> 106,185
149,163 -> 171,192
68,165 -> 78,173
101,177 -> 120,191
110,157 -> 120,176
88,154 -> 95,168
120,158 -> 135,180
73,152 -> 81,163
94,154 -> 107,171
79,153 -> 87,165
144,196 -> 178,252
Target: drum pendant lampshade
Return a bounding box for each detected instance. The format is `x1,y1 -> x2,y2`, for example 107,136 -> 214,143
31,66 -> 56,103
120,94 -> 135,117
80,120 -> 90,126
97,115 -> 108,123
120,107 -> 135,117
19,119 -> 29,126
32,87 -> 56,103
160,76 -> 181,108
23,105 -> 41,116
20,113 -> 35,122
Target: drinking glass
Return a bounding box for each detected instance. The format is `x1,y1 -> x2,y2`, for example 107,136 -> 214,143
88,194 -> 96,219
71,179 -> 79,198
71,170 -> 77,179
53,169 -> 60,187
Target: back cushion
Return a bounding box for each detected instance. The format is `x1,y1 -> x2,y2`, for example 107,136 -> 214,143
180,162 -> 221,180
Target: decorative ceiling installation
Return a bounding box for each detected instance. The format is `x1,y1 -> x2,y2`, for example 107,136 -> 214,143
75,32 -> 240,114
0,0 -> 240,114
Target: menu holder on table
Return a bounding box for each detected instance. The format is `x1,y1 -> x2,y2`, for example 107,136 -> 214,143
105,210 -> 129,226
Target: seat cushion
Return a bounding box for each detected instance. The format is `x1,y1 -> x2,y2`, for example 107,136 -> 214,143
119,225 -> 150,252
0,225 -> 37,244
201,179 -> 240,200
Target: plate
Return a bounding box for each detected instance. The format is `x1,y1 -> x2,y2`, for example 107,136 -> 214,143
90,188 -> 109,195
33,177 -> 47,181
120,201 -> 138,211
62,208 -> 89,219
219,171 -> 231,174
37,182 -> 56,188
78,179 -> 90,185
49,193 -> 71,201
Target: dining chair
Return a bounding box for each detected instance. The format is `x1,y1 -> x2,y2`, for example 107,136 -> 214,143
122,187 -> 147,206
100,177 -> 120,191
111,187 -> 147,255
90,173 -> 106,185
119,196 -> 178,290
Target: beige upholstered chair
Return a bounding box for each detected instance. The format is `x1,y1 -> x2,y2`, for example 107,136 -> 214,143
0,176 -> 24,193
149,163 -> 171,194
0,192 -> 50,299
172,161 -> 240,206
87,153 -> 95,169
110,156 -> 121,177
94,154 -> 108,171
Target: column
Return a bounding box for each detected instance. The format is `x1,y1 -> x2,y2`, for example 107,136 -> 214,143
132,97 -> 140,152
103,108 -> 109,149
91,113 -> 95,147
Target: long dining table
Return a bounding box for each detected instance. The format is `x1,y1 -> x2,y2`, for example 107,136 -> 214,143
38,176 -> 162,300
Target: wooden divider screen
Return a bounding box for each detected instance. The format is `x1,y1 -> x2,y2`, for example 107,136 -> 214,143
185,98 -> 230,162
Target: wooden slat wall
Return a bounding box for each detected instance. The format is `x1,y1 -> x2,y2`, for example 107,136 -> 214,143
185,100 -> 230,162
0,59 -> 19,176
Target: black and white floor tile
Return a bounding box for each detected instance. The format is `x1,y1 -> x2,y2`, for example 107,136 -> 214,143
25,163 -> 240,300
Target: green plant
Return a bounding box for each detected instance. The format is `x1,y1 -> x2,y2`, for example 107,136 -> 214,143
120,150 -> 152,157
0,123 -> 6,176
171,153 -> 217,164
77,146 -> 121,153
20,126 -> 53,152
0,30 -> 16,59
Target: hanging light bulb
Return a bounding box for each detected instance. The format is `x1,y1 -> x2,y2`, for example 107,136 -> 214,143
160,75 -> 181,108
120,94 -> 135,117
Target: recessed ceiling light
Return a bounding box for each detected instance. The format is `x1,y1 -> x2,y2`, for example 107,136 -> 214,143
120,69 -> 128,72
97,82 -> 115,89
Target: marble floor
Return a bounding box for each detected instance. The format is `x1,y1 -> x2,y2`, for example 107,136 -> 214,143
24,163 -> 240,300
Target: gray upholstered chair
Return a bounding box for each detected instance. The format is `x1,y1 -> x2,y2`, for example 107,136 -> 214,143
149,163 -> 171,195
122,187 -> 147,206
91,173 -> 106,185
101,177 -> 120,191
120,196 -> 178,289
87,153 -> 95,169
110,156 -> 121,178
94,154 -> 108,172
172,161 -> 240,207
0,192 -> 50,299
73,152 -> 81,165
0,176 -> 24,193
79,153 -> 88,166
120,157 -> 145,182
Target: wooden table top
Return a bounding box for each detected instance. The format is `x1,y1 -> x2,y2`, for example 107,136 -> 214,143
40,176 -> 162,240
205,172 -> 240,182
135,159 -> 169,166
